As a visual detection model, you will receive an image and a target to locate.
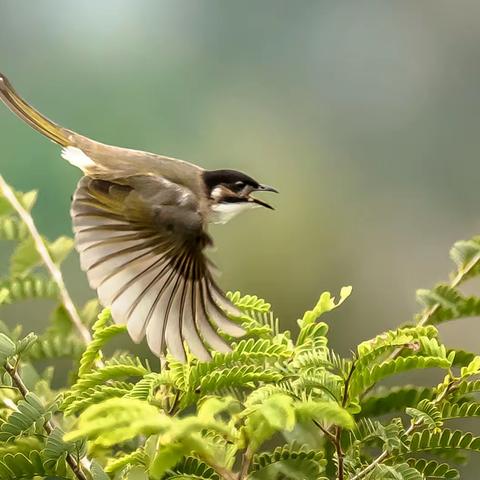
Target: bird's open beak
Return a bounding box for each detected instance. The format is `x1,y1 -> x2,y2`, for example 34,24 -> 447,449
249,184 -> 278,210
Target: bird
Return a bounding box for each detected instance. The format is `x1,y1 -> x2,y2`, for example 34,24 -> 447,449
0,73 -> 277,362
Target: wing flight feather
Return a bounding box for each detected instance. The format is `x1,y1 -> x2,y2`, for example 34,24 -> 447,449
71,176 -> 244,362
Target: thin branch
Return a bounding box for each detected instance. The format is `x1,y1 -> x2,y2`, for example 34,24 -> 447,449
240,445 -> 254,480
4,360 -> 89,480
342,362 -> 356,408
311,361 -> 356,479
351,258 -> 480,479
388,251 -> 480,362
361,251 -> 480,398
0,174 -> 91,345
418,251 -> 480,327
334,425 -> 345,480
335,362 -> 355,480
352,378 -> 457,480
204,459 -> 237,480
313,419 -> 337,443
0,175 -> 95,476
350,422 -> 416,480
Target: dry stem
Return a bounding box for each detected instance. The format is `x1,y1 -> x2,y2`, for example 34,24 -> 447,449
0,174 -> 91,344
4,361 -> 89,480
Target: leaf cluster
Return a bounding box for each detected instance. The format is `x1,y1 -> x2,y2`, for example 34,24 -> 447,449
0,184 -> 478,479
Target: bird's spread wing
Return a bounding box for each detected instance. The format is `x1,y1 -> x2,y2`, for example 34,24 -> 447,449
71,176 -> 245,362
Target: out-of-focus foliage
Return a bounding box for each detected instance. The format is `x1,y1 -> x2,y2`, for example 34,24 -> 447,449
0,183 -> 479,479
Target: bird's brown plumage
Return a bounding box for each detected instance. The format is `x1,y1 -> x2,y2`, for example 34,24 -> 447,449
0,72 -> 246,361
0,72 -> 206,195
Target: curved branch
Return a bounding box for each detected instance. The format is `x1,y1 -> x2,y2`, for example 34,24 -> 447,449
4,360 -> 89,480
0,174 -> 91,344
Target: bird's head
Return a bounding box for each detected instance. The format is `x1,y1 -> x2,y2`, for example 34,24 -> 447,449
203,169 -> 278,224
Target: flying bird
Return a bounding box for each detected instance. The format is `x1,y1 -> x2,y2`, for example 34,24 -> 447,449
0,73 -> 277,362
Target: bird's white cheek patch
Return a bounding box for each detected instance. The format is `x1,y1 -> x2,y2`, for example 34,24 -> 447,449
210,202 -> 258,224
61,146 -> 95,171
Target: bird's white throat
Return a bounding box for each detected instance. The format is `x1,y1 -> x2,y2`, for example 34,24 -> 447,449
210,201 -> 258,224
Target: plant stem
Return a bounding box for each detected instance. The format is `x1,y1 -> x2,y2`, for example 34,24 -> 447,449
352,378 -> 457,480
351,257 -> 480,479
335,425 -> 345,480
335,362 -> 355,480
389,251 -> 480,362
0,174 -> 91,345
240,445 -> 254,479
207,460 -> 237,480
360,250 -> 480,398
4,360 -> 89,480
342,363 -> 356,408
350,421 -> 416,480
313,419 -> 337,443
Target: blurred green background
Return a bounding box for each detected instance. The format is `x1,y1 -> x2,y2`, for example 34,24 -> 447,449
1,0 -> 479,472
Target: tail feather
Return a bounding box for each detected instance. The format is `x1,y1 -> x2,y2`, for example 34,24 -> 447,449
0,72 -> 204,181
0,73 -> 70,147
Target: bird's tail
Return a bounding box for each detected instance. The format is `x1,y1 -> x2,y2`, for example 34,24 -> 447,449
0,72 -> 71,147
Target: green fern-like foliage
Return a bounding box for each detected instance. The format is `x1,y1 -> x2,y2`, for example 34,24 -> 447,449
163,457 -> 220,480
250,444 -> 326,479
0,216 -> 29,241
359,386 -> 434,417
407,459 -> 460,480
0,275 -> 58,302
0,451 -> 52,479
0,182 -> 479,479
0,392 -> 49,442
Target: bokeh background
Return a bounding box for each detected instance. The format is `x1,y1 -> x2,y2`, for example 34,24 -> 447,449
1,0 -> 480,474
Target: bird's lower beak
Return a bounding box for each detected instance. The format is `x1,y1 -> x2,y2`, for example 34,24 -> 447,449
249,184 -> 278,210
250,196 -> 274,210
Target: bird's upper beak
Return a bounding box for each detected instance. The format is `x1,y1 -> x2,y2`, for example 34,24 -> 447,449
257,184 -> 279,193
249,184 -> 279,210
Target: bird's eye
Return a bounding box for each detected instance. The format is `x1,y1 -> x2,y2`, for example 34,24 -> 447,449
234,181 -> 244,187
